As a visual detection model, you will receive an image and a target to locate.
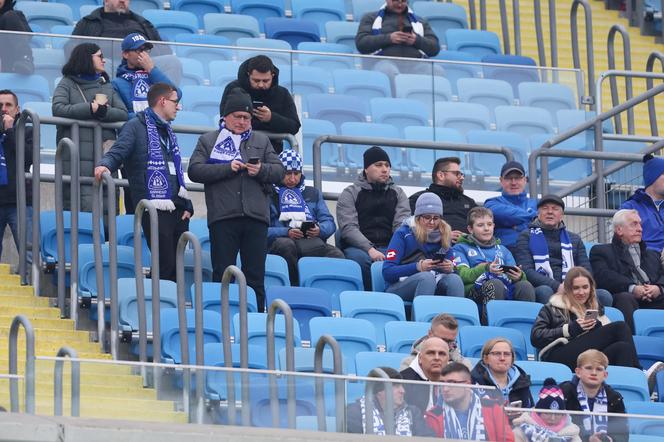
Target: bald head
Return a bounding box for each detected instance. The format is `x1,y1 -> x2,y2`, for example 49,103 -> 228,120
418,336 -> 449,381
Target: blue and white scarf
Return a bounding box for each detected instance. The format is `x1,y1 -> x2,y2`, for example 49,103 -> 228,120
529,226 -> 574,280
120,69 -> 150,113
207,119 -> 251,164
273,179 -> 312,228
0,132 -> 7,186
577,383 -> 608,436
371,4 -> 425,56
359,396 -> 413,436
443,392 -> 487,440
144,108 -> 188,211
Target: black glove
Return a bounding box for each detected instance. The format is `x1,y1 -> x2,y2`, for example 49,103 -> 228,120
568,320 -> 584,338
92,103 -> 108,120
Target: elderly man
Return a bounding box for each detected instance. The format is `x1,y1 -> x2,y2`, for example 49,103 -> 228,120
621,154 -> 664,252
513,194 -> 613,306
400,336 -> 449,413
590,209 -> 664,333
401,313 -> 470,370
484,161 -> 537,254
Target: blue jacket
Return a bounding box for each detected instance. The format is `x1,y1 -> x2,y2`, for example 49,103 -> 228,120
112,61 -> 174,119
268,182 -> 336,245
621,188 -> 664,252
484,191 -> 537,247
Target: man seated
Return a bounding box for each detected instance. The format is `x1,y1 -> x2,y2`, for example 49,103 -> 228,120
268,150 -> 343,285
400,313 -> 470,370
590,209 -> 664,333
346,366 -> 434,436
513,194 -> 613,306
424,362 -> 515,441
400,336 -> 449,414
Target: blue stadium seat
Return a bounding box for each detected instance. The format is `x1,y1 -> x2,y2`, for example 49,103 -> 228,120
204,342 -> 268,402
495,105 -> 554,137
249,380 -> 317,428
171,0 -> 225,27
445,29 -> 501,57
266,286 -> 334,343
180,85 -> 226,116
457,78 -> 515,121
231,0 -> 285,32
339,122 -> 400,170
355,351 -> 405,376
433,50 -> 482,91
78,5 -> 99,20
127,0 -> 163,13
626,401 -> 664,436
296,416 -> 337,432
297,42 -> 355,71
605,365 -> 650,402
309,317 -> 377,373
370,261 -> 386,292
187,218 -> 210,253
300,118 -> 342,167
114,214 -> 151,267
434,101 -> 491,134
279,65 -> 332,96
411,1 -> 468,47
517,360 -> 572,400
633,335 -> 664,370
174,35 -> 234,74
351,0 -> 383,21
635,310 -> 664,338
192,282 -> 258,330
203,13 -> 260,43
17,2 -> 74,31
412,295 -> 480,326
263,253 -> 291,288
179,57 -> 206,87
160,308 -> 223,364
466,130 -> 529,177
279,347 -> 345,373
324,21 -> 359,52
40,211 -> 100,267
264,18 -> 320,48
208,60 -> 241,90
394,74 -> 452,107
292,0 -> 346,36
402,126 -> 465,172
384,320 -> 430,354
370,97 -> 430,136
604,306 -> 625,323
518,82 -> 577,121
172,110 -> 210,157
183,249 -> 214,293
0,74 -> 50,103
51,0 -> 98,21
23,101 -> 57,151
233,312 -> 301,365
142,9 -> 199,41
306,94 -> 369,129
298,257 -> 364,299
333,69 -> 392,100
486,300 -> 543,357
32,48 -> 65,92
339,291 -> 406,346
482,54 -> 539,94
458,325 -> 528,360
236,37 -> 293,66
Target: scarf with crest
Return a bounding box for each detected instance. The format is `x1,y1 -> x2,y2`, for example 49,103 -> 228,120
207,119 -> 251,164
119,66 -> 150,113
577,382 -> 608,436
442,392 -> 487,440
529,225 -> 574,281
359,396 -> 413,436
273,176 -> 311,228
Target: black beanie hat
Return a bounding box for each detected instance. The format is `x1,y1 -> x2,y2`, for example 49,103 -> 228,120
363,145 -> 391,169
223,87 -> 253,116
535,378 -> 566,411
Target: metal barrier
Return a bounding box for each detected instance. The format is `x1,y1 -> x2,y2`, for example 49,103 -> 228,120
646,51 -> 664,137
8,315 -> 35,413
175,232 -> 204,423
313,335 -> 344,433
53,346 -> 80,417
606,25 -> 634,134
497,0 -> 521,55
533,0 -> 559,68
266,299 -> 296,429
571,0 -> 596,107
363,367 -> 395,435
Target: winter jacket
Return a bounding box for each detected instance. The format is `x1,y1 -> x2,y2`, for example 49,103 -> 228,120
0,7 -> 33,74
512,412 -> 581,442
346,399 -> 433,436
513,220 -> 591,290
560,376 -> 628,442
218,57 -> 300,152
337,174 -> 410,251
52,74 -> 127,212
470,361 -> 534,408
590,234 -> 664,295
268,180 -> 336,245
187,130 -> 284,226
621,188 -> 664,252
409,184 -> 477,232
98,111 -> 193,214
484,191 -> 537,248
0,119 -> 32,206
112,61 -> 174,119
355,8 -> 440,59
531,294 -> 609,361
400,361 -> 434,414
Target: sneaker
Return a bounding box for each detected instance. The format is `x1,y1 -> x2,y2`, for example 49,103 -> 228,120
645,361 -> 664,393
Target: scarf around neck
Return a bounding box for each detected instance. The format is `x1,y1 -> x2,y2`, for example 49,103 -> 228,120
529,224 -> 573,281
359,396 -> 413,436
0,132 -> 7,186
443,392 -> 487,440
273,177 -> 312,228
467,234 -> 515,299
371,4 -> 425,56
577,382 -> 608,436
207,119 -> 251,164
144,108 -> 188,211
520,412 -> 572,442
118,64 -> 150,113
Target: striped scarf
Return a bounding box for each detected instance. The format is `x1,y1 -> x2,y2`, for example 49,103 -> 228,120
529,226 -> 573,280
577,383 -> 608,436
443,392 -> 487,440
371,4 -> 426,56
207,119 -> 251,164
359,396 -> 413,436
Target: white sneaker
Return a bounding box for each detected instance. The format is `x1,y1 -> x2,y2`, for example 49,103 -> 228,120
645,361 -> 664,393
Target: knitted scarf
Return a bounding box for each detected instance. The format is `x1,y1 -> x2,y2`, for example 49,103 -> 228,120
529,226 -> 573,280
467,234 -> 515,299
371,4 -> 426,56
0,132 -> 7,186
207,119 -> 251,164
359,396 -> 413,436
119,67 -> 150,113
144,108 -> 188,211
577,383 -> 608,436
273,178 -> 311,228
520,412 -> 572,442
442,393 -> 487,440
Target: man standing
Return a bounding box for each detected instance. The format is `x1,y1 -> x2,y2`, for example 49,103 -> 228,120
400,336 -> 449,413
337,145 -> 410,290
409,157 -> 477,240
218,55 -> 300,154
484,161 -> 537,254
621,154 -> 664,252
188,88 -> 284,312
513,194 -> 613,306
95,83 -> 193,282
590,209 -> 664,333
0,89 -> 32,260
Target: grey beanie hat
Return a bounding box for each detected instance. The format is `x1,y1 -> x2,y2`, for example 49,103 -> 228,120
414,192 -> 443,217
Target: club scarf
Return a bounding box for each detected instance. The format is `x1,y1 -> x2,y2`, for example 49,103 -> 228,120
119,68 -> 150,113
207,119 -> 251,164
144,108 -> 188,211
443,392 -> 487,440
359,396 -> 413,436
467,234 -> 515,299
0,132 -> 7,185
577,383 -> 608,435
519,418 -> 569,442
273,178 -> 312,228
371,4 -> 426,56
529,226 -> 573,280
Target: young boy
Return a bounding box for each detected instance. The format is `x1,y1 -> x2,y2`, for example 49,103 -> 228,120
451,207 -> 535,322
560,350 -> 628,442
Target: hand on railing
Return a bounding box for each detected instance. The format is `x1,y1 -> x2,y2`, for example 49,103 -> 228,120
94,166 -> 110,181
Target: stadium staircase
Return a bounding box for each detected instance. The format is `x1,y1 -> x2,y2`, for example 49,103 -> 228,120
0,264 -> 185,422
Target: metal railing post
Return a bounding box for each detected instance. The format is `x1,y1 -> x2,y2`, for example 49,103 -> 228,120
607,25 -> 634,134
15,111 -> 34,287
266,299 -> 295,429
499,0 -> 510,54
571,0 -> 595,108
646,51 -> 664,137
8,315 -> 35,413
54,346 -> 80,417
314,335 -> 344,433
364,368 -> 395,435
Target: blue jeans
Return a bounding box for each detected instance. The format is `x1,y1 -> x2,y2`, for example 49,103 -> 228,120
0,205 -> 32,261
535,284 -> 613,306
387,271 -> 465,302
343,246 -> 387,291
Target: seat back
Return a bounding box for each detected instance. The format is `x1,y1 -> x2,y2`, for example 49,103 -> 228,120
486,300 -> 543,357
324,21 -> 359,51
194,282 -> 258,330
412,295 -> 480,326
203,13 -> 261,43
355,351 -> 405,376
517,360 -> 572,400
466,130 -> 528,177
434,101 -> 491,134
457,78 -> 514,120
160,308 -> 224,364
333,68 -> 392,100
384,320 -> 430,354
17,2 -> 74,31
266,286 -> 333,343
264,17 -> 320,48
180,85 -> 226,115
370,98 -> 430,136
298,257 -> 363,299
309,317 -> 377,373
117,278 -> 179,332
142,9 -> 199,40
495,105 -> 555,137
339,291 -> 406,346
605,365 -> 650,402
445,29 -> 501,57
77,244 -> 135,300
171,0 -> 225,27
458,325 -> 528,360
306,93 -> 369,130
291,0 -> 346,35
633,335 -> 664,370
635,310 -> 664,338
231,0 -> 285,32
233,312 -> 301,364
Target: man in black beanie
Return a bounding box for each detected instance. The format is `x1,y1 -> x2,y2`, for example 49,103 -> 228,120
337,145 -> 410,290
188,87 -> 285,311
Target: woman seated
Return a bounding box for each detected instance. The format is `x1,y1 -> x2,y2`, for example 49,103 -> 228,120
382,193 -> 464,301
531,267 -> 640,371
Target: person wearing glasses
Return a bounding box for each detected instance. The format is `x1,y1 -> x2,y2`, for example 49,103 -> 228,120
95,83 -> 192,282
54,42 -> 127,213
383,192 -> 464,301
409,157 -> 477,243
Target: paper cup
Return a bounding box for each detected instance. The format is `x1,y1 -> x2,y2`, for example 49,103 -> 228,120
95,93 -> 108,105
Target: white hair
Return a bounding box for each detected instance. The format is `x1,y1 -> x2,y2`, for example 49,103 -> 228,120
612,209 -> 639,231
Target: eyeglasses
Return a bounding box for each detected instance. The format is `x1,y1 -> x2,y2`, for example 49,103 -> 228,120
488,351 -> 512,358
442,338 -> 458,349
420,215 -> 441,223
93,53 -> 105,59
441,170 -> 464,177
228,114 -> 252,121
164,98 -> 180,105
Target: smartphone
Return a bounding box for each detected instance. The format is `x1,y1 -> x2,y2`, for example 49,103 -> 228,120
300,221 -> 316,233
433,250 -> 454,262
247,157 -> 260,164
508,400 -> 522,408
498,265 -> 519,273
584,309 -> 599,320
252,100 -> 264,108
402,24 -> 413,33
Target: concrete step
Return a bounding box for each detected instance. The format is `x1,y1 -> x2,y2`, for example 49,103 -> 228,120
0,316 -> 74,330
0,328 -> 92,344
0,285 -> 33,295
0,295 -> 50,307
0,306 -> 61,319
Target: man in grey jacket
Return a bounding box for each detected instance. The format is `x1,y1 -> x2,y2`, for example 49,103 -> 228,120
188,88 -> 284,311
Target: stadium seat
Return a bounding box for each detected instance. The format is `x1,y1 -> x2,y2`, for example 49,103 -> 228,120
32,48 -> 66,92
412,295 -> 480,326
297,42 -> 355,71
160,308 -> 223,364
482,54 -> 539,94
457,78 -> 515,121
445,29 -> 501,58
291,0 -> 346,36
305,94 -> 369,129
264,18 -> 321,48
517,360 -> 572,400
204,342 -> 268,401
466,130 -> 529,177
171,0 -> 225,27
172,110 -> 211,156
180,85 -> 226,116
114,214 -> 151,267
203,13 -> 260,43
339,122 -> 400,170
266,286 -> 334,344
298,257 -> 364,299
411,1 -> 468,46
279,347 -> 346,373
370,97 -> 430,136
279,65 -> 332,97
260,253 -> 290,288
355,351 -> 405,376
433,50 -> 482,91
78,5 -> 98,20
186,218 -> 210,253
626,401 -> 664,436
458,325 -> 528,360
17,2 -> 74,31
233,312 -> 301,365
126,0 -> 163,14
605,365 -> 650,402
309,317 -> 377,373
351,0 -> 383,21
0,74 -> 50,104
249,380 -> 317,428
174,35 -> 234,74
324,21 -> 359,52
633,335 -> 664,370
300,118 -> 342,167
40,211 -> 101,267
141,10 -> 199,41
333,69 -> 392,100
604,306 -> 625,323
179,57 -> 206,87
403,126 -> 465,172
384,320 -> 430,354
23,101 -> 57,151
193,282 -> 258,323
434,101 -> 491,134
339,291 -> 406,346
51,0 -> 98,21
394,74 -> 453,107
486,300 -> 544,357
230,0 -> 285,32
296,416 -> 337,432
494,105 -> 555,137
370,261 -> 386,292
208,60 -> 241,89
518,82 -> 577,121
236,37 -> 293,67
182,249 -> 214,292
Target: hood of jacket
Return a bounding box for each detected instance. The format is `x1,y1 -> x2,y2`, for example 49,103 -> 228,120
407,356 -> 428,381
353,172 -> 397,192
456,233 -> 501,248
473,361 -> 531,395
235,56 -> 280,100
116,59 -> 136,77
69,72 -> 110,85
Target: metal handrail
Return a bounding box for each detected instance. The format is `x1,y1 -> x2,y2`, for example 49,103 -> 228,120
8,315 -> 35,413
266,299 -> 296,429
646,51 -> 664,137
53,346 -> 80,417
314,335 -> 344,433
571,0 -> 595,107
175,232 -> 204,423
533,0 -> 559,69
364,367 -> 395,435
497,0 -> 521,55
606,25 -> 634,134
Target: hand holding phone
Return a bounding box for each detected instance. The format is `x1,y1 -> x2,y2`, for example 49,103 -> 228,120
584,309 -> 599,321
300,221 -> 316,234
247,157 -> 260,165
498,265 -> 519,273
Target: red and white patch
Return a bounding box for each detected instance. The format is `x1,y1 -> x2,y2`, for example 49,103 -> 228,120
386,249 -> 397,261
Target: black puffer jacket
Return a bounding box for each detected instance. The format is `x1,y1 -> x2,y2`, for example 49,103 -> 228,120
471,361 -> 534,408
409,184 -> 477,232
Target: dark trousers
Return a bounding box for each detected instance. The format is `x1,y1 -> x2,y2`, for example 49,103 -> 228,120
545,321 -> 640,371
268,237 -> 344,285
209,217 -> 268,312
612,291 -> 664,334
141,208 -> 189,282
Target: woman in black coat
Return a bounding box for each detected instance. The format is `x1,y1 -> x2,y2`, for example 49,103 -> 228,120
0,0 -> 33,74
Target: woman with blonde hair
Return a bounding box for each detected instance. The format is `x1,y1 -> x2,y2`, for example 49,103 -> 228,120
382,193 -> 464,301
531,266 -> 640,370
